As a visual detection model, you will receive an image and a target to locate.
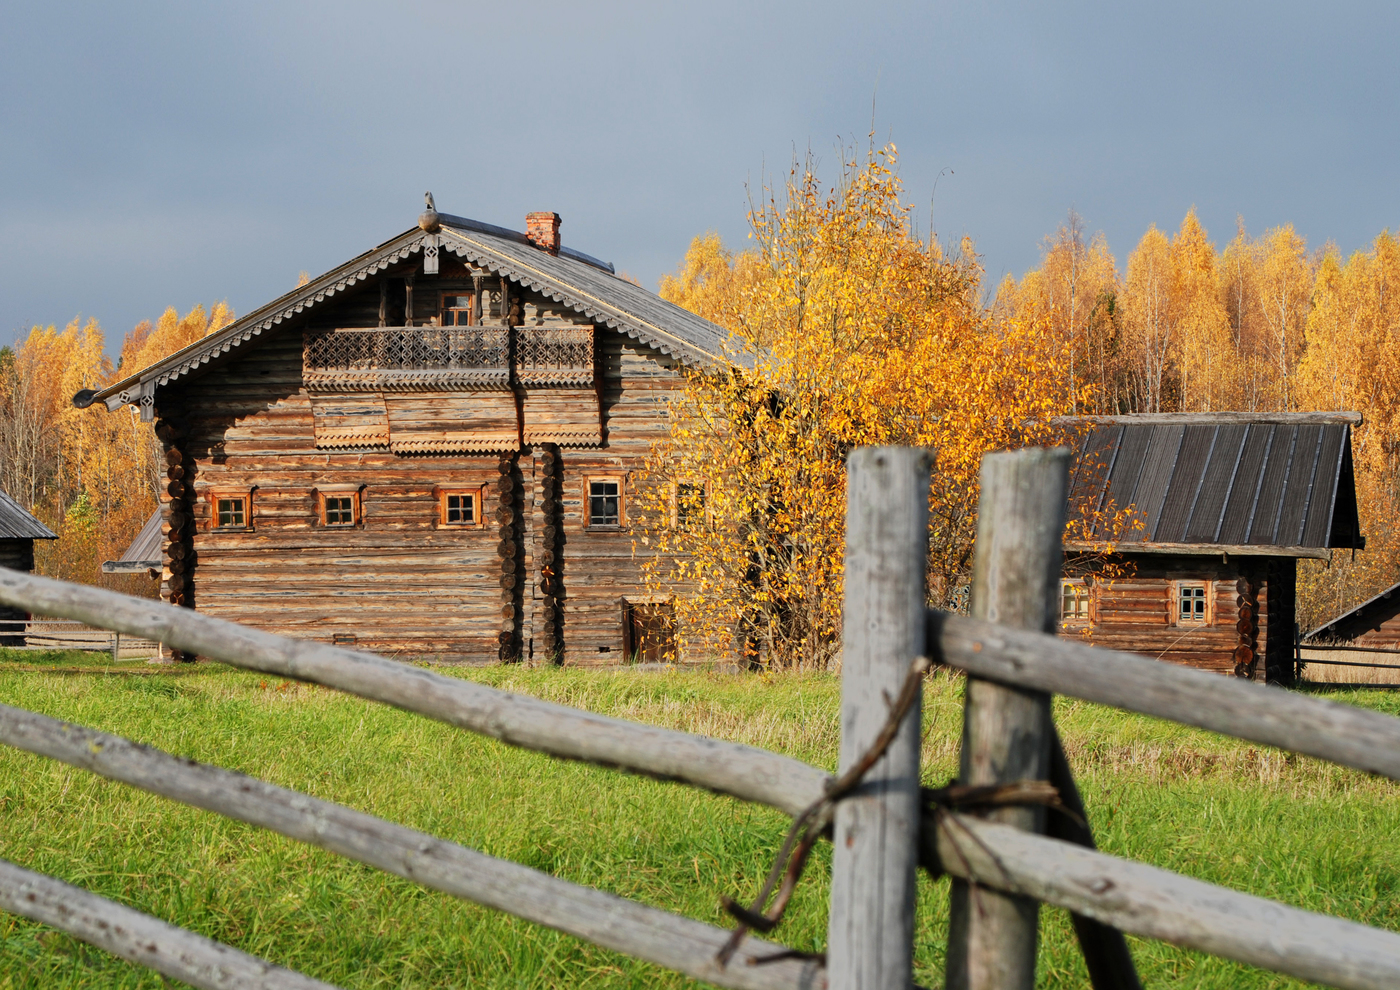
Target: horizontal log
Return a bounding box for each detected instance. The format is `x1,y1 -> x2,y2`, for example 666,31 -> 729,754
0,569 -> 831,817
0,705 -> 821,990
932,610 -> 1400,781
0,857 -> 339,990
931,813 -> 1400,990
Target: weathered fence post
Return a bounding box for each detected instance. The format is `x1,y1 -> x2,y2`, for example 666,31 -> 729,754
828,447 -> 929,990
946,448 -> 1068,990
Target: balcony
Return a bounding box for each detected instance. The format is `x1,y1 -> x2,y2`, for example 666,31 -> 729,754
303,326 -> 595,392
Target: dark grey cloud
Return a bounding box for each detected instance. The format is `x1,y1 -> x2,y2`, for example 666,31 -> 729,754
3,1 -> 1397,346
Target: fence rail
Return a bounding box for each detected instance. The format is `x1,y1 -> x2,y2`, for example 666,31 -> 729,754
0,618 -> 160,660
0,446 -> 1397,990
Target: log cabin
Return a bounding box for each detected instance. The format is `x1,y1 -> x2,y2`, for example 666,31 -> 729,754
0,491 -> 58,646
1305,579 -> 1400,649
75,202 -> 738,665
1059,413 -> 1365,684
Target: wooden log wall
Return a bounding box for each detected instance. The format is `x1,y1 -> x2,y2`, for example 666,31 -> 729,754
1070,554 -> 1293,681
145,259 -> 695,664
0,540 -> 33,643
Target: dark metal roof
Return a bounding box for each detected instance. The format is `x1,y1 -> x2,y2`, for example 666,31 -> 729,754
118,509 -> 162,562
85,209 -> 743,415
1064,413 -> 1363,556
1305,579 -> 1400,642
0,491 -> 57,540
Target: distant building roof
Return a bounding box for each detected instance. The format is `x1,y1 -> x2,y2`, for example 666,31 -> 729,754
1305,579 -> 1400,642
0,491 -> 57,541
102,508 -> 162,574
1063,413 -> 1363,559
81,208 -> 746,417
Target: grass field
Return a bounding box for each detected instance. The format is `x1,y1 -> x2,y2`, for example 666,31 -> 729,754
0,651 -> 1398,989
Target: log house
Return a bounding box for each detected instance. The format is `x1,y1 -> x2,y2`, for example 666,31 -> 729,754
76,203 -> 738,664
1060,413 -> 1365,684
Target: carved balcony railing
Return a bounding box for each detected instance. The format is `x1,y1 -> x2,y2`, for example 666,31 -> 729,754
303,326 -> 595,392
516,326 -> 595,387
304,327 -> 511,391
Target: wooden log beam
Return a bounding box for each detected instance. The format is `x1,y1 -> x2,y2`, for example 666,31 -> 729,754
0,704 -> 823,990
926,609 -> 1400,783
947,448 -> 1066,990
828,448 -> 927,990
0,857 -> 340,990
932,812 -> 1400,990
0,567 -> 831,817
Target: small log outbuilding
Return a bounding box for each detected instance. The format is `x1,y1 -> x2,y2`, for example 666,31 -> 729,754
1060,413 -> 1365,684
76,204 -> 737,664
1305,580 -> 1400,648
0,491 -> 58,645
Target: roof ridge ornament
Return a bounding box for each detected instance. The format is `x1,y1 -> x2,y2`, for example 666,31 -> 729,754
419,192 -> 440,233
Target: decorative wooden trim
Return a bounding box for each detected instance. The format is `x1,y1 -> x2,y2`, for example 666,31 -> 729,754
584,474 -> 626,530
433,486 -> 486,529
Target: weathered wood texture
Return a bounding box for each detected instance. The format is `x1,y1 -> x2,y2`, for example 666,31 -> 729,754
929,608 -> 1400,782
0,857 -> 340,990
0,567 -> 831,816
948,449 -> 1066,990
933,812 -> 1400,990
0,704 -> 823,990
143,259 -> 689,664
828,448 -> 927,990
0,539 -> 32,638
1066,553 -> 1295,683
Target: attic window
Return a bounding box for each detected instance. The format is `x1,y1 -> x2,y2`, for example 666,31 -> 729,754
441,292 -> 475,326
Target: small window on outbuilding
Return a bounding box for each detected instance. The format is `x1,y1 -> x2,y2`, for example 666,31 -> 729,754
588,478 -> 623,528
1060,579 -> 1091,624
1177,582 -> 1209,625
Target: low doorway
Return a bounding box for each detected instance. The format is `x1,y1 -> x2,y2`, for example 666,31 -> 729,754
624,600 -> 676,664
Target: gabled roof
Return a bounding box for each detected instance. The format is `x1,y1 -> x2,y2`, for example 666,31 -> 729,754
1063,413 -> 1364,559
83,209 -> 742,416
0,491 -> 57,540
1305,579 -> 1400,642
101,508 -> 163,574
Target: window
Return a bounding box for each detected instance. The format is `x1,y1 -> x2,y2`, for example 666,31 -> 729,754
216,497 -> 246,529
315,488 -> 362,528
441,292 -> 475,326
1177,583 -> 1209,624
588,478 -> 622,527
1060,579 -> 1091,624
436,487 -> 484,528
675,482 -> 706,530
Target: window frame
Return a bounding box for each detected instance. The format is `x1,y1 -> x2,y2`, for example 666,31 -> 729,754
434,486 -> 485,529
1173,580 -> 1211,626
672,480 -> 709,530
585,475 -> 626,530
208,489 -> 255,532
440,289 -> 476,327
1059,578 -> 1092,626
315,487 -> 363,529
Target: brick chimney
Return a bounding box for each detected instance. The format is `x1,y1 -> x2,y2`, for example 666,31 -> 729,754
525,212 -> 561,255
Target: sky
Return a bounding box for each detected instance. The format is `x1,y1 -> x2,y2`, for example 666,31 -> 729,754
3,0 -> 1399,349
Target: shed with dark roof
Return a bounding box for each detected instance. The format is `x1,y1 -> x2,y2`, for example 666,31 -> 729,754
1057,413 -> 1364,684
74,201 -> 736,664
1305,579 -> 1400,647
0,490 -> 58,645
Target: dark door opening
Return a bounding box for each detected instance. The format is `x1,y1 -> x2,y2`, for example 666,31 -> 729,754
625,601 -> 675,663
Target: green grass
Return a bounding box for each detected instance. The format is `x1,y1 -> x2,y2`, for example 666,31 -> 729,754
0,653 -> 1397,989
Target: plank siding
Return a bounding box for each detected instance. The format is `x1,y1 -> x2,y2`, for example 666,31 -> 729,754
152,269 -> 695,665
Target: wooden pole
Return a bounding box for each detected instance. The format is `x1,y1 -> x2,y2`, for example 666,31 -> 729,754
946,448 -> 1068,990
828,447 -> 928,990
0,857 -> 340,990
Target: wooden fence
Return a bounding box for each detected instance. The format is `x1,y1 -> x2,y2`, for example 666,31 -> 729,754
0,618 -> 161,660
0,446 -> 1398,989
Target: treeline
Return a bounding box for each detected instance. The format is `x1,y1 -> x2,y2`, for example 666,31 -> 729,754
0,304 -> 233,593
997,211 -> 1400,627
